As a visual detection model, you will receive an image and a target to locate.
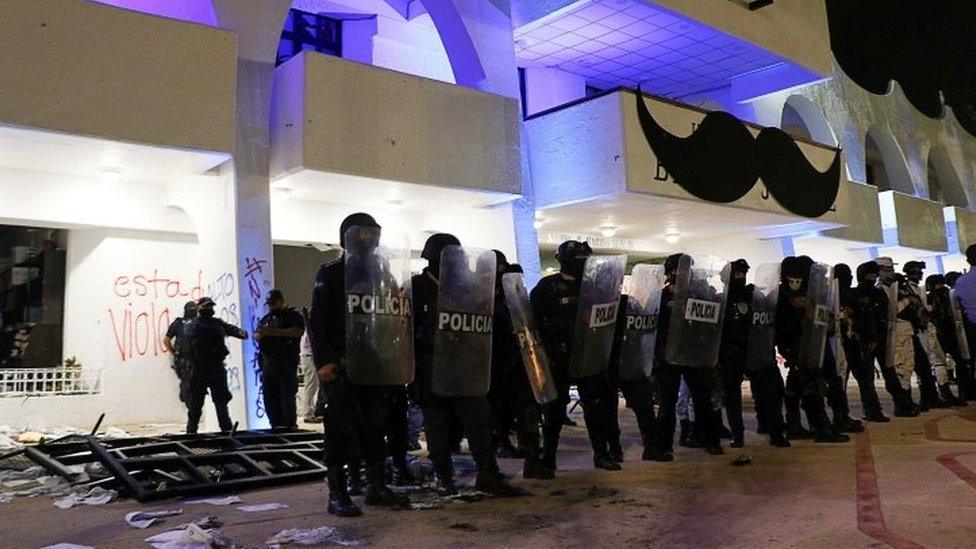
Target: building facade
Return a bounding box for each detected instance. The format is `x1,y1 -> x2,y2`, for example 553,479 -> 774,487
1,0 -> 972,429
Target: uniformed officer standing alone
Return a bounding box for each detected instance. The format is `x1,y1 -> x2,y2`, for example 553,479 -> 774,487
183,297 -> 247,434
255,289 -> 305,430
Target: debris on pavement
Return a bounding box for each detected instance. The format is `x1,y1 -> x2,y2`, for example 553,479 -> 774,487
731,455 -> 753,466
124,509 -> 184,529
53,486 -> 117,508
238,502 -> 289,512
183,495 -> 242,506
448,522 -> 478,532
144,523 -> 233,549
266,526 -> 365,546
39,544 -> 95,549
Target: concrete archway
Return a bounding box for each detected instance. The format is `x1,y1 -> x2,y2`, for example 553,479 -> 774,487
864,127 -> 917,195
781,95 -> 839,147
927,146 -> 971,207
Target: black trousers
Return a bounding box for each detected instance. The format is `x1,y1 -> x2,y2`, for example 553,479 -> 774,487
423,394 -> 497,481
323,377 -> 392,492
784,364 -> 829,432
387,385 -> 409,468
605,375 -> 656,452
843,339 -> 884,417
653,365 -> 718,451
185,365 -> 234,434
723,357 -> 784,438
823,345 -> 850,421
261,356 -> 299,429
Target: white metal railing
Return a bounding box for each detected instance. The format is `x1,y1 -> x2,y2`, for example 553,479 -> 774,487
0,368 -> 102,397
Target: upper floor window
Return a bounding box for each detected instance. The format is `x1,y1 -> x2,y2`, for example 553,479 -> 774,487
276,8 -> 342,66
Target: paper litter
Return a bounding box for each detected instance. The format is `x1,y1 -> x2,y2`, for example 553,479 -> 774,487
238,502 -> 289,512
124,509 -> 183,529
53,486 -> 116,509
266,526 -> 365,547
183,495 -> 241,506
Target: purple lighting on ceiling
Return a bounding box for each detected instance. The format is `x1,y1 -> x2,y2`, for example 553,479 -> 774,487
89,0 -> 218,27
514,0 -> 819,100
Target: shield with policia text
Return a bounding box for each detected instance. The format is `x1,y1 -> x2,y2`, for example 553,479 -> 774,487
950,289 -> 971,361
502,272 -> 558,404
798,262 -> 831,371
618,264 -> 665,380
666,254 -> 730,367
569,255 -> 628,378
432,246 -> 496,397
746,263 -> 780,372
344,226 -> 415,386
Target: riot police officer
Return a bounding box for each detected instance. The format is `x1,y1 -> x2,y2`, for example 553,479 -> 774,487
925,274 -> 968,406
777,257 -> 848,443
163,300 -> 197,405
531,240 -> 621,471
183,297 -> 246,434
412,234 -> 523,496
834,264 -> 888,423
648,253 -> 724,460
309,212 -> 408,517
255,289 -> 305,430
606,291 -> 658,459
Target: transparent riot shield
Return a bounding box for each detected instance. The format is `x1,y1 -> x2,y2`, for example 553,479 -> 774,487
798,263 -> 832,371
829,278 -> 848,378
746,263 -> 780,372
344,226 -> 415,386
618,264 -> 664,380
569,255 -> 628,378
666,254 -> 730,368
432,246 -> 496,397
884,281 -> 899,368
501,272 -> 558,404
950,289 -> 971,361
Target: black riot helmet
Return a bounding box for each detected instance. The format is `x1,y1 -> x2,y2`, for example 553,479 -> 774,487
339,212 -> 380,249
946,271 -> 963,288
664,253 -> 683,277
834,263 -> 853,290
903,260 -> 926,283
555,240 -> 592,278
421,233 -> 461,273
856,261 -> 880,286
196,296 -> 216,318
926,273 -> 946,293
183,300 -> 198,319
493,249 -> 510,274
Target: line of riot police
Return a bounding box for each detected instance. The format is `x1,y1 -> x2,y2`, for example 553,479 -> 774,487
174,211 -> 975,518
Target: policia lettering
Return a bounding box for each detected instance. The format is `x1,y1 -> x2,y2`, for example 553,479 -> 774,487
589,301 -> 619,328
438,311 -> 493,334
752,310 -> 775,327
685,298 -> 721,324
626,313 -> 658,332
347,293 -> 411,317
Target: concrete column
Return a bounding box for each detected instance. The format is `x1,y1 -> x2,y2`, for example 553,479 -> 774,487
210,0 -> 293,429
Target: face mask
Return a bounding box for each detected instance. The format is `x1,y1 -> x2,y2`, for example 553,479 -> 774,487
788,278 -> 802,292
185,309 -> 198,319
200,308 -> 215,318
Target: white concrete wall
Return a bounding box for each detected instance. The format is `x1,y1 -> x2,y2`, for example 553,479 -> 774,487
0,0 -> 236,154
523,67 -> 586,116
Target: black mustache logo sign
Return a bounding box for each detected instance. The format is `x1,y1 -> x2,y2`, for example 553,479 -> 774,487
635,88 -> 841,218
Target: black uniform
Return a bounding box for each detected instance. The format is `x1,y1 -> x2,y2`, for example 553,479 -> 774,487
651,283 -> 721,454
605,294 -> 657,459
412,267 -> 499,483
257,306 -> 304,429
719,282 -> 785,443
309,257 -> 395,499
531,273 -> 617,468
489,282 -> 543,468
183,316 -> 244,433
165,316 -> 193,403
843,282 -> 886,419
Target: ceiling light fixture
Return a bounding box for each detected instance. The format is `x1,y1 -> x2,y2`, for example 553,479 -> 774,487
663,232 -> 681,244
600,225 -> 618,238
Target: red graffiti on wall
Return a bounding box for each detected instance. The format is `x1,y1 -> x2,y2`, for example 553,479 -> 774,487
108,270 -> 204,362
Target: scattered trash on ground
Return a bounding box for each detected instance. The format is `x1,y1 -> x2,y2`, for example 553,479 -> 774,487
39,544 -> 95,549
238,502 -> 289,512
124,509 -> 183,529
53,487 -> 116,509
448,522 -> 478,532
266,526 -> 365,546
144,523 -> 233,549
183,495 -> 241,506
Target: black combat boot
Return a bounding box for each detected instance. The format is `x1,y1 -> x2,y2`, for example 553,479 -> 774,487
834,416 -> 865,433
769,431 -> 791,447
940,383 -> 968,407
347,464 -> 365,496
327,471 -> 362,518
593,453 -> 623,471
523,458 -> 555,480
364,467 -> 409,508
609,441 -> 624,464
475,469 -> 527,497
813,426 -> 851,443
